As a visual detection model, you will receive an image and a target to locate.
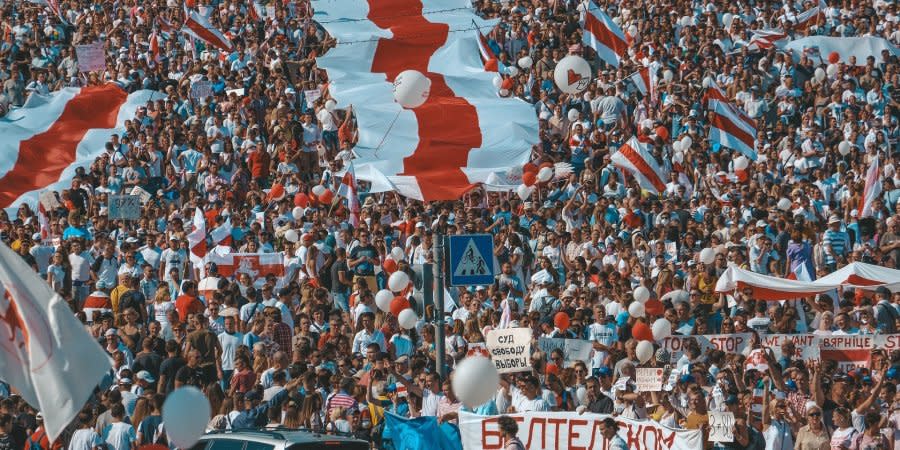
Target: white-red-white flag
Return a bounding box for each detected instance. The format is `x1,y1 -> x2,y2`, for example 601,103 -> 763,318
210,217 -> 233,247
859,156 -> 882,218
0,242 -> 112,441
338,162 -> 360,228
182,9 -> 234,51
187,207 -> 207,267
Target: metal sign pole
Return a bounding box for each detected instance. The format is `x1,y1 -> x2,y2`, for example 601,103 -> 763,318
434,231 -> 447,378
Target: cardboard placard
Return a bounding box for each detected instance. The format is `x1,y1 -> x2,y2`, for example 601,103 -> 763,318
708,411 -> 735,442
107,195 -> 141,220
75,42 -> 105,73
190,81 -> 214,99
485,328 -> 532,373
635,367 -> 665,392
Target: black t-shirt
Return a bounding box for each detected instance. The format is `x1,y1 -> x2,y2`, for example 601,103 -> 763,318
118,290 -> 145,316
330,260 -> 349,294
587,394 -> 614,415
175,365 -> 205,388
0,433 -> 13,450
159,356 -> 186,394
132,351 -> 164,380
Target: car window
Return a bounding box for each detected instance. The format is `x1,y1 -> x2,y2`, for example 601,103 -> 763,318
244,442 -> 274,450
207,439 -> 246,450
189,442 -> 209,450
287,442 -> 368,450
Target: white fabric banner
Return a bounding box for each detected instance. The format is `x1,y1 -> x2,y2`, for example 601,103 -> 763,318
459,411 -> 703,450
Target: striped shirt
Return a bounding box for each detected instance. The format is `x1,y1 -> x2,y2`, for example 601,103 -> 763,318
823,229 -> 850,265
326,391 -> 358,417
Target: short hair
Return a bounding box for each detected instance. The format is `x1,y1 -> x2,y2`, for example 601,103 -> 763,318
497,415 -> 519,437
600,417 -> 618,431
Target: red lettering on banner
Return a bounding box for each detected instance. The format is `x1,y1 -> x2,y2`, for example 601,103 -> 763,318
660,429 -> 677,448
526,418 -> 547,449
547,418 -> 566,450
618,421 -> 642,449
567,419 -> 589,450
587,419 -> 604,449
883,335 -> 900,350
481,417 -> 501,449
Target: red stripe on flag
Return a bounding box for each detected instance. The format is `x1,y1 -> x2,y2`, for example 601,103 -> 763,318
0,85 -> 128,208
735,282 -> 823,301
819,349 -> 871,363
845,274 -> 882,286
368,0 -> 482,200
617,142 -> 666,192
584,11 -> 628,60
185,15 -> 232,51
710,113 -> 756,147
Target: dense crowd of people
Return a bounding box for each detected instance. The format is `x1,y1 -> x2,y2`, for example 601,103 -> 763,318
1,0 -> 900,449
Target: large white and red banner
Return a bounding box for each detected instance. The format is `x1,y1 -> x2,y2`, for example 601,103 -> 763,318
582,0 -> 628,68
660,333 -> 752,363
0,85 -> 160,212
459,411 -> 702,450
716,263 -> 900,299
206,250 -> 285,279
0,242 -> 112,441
312,0 -> 539,201
705,82 -> 758,160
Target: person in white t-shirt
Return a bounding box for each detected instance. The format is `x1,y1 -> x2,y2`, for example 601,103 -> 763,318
503,375 -> 550,412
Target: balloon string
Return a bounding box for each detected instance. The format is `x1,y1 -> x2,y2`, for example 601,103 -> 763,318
374,109 -> 402,158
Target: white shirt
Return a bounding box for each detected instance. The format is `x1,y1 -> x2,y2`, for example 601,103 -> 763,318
218,330 -> 243,370
352,328 -> 386,353
70,252 -> 91,282
510,385 -> 549,412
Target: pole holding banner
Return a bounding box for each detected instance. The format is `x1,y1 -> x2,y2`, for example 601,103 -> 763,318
434,231 -> 446,378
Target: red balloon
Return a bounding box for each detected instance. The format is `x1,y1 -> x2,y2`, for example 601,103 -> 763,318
267,183 -> 285,201
828,51 -> 840,64
522,171 -> 537,187
632,321 -> 654,341
308,193 -> 319,207
390,296 -> 410,317
554,312 -> 570,331
294,193 -> 309,208
319,189 -> 334,204
655,126 -> 669,142
383,258 -> 398,274
645,299 -> 665,316
523,162 -> 538,174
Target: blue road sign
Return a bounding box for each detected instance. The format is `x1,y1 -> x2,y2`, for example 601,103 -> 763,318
448,234 -> 495,286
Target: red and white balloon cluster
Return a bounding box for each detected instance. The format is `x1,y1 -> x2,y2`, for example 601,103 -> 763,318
515,161 -> 573,200
375,256 -> 418,329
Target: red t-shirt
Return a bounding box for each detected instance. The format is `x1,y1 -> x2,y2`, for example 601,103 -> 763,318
175,294 -> 204,322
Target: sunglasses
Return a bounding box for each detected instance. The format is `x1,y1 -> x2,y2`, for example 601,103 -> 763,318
808,411 -> 821,417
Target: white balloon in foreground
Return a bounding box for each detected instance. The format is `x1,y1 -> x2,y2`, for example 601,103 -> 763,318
518,56 -> 533,69
628,301 -> 645,318
393,69 -> 431,109
814,68 -> 826,82
652,318 -> 672,340
699,248 -> 715,264
324,99 -> 337,112
838,141 -> 851,156
284,229 -> 298,243
633,286 -> 650,303
452,356 -> 500,408
681,135 -> 693,150
734,156 -> 749,171
636,340 -> 654,363
567,108 -> 580,122
516,184 -> 534,200
398,308 -> 418,329
388,271 -> 410,292
375,289 -> 393,313
553,55 -> 592,94
391,246 -> 406,262
292,206 -> 305,221
826,63 -> 838,78
537,167 -> 554,183
163,387 -> 211,449
672,140 -> 682,152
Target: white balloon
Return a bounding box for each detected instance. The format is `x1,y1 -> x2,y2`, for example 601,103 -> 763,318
498,88 -> 510,97
673,151 -> 684,164
518,56 -> 533,69
392,69 -> 431,109
284,229 -> 299,243
605,301 -> 621,317
311,185 -> 326,197
838,141 -> 851,156
663,69 -> 673,82
635,340 -> 654,364
516,184 -> 534,200
777,198 -> 792,211
375,289 -> 394,313
699,248 -> 716,265
492,75 -> 502,89
388,271 -> 411,292
652,318 -> 672,341
162,387 -> 211,449
814,67 -> 826,82
398,308 -> 418,329
628,301 -> 645,318
324,99 -> 337,112
553,55 -> 592,94
506,65 -> 519,77
537,167 -> 554,183
452,356 -> 500,408
702,76 -> 714,89
734,156 -> 749,171
567,108 -> 580,122
292,206 -> 305,221
672,140 -> 682,152
633,286 -> 650,303
826,63 -> 838,77
681,135 -> 693,150
722,13 -> 734,28
391,246 -> 406,262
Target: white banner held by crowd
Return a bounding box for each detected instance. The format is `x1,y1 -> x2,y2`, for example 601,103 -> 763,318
485,328 -> 531,373
660,333 -> 751,363
459,411 -> 702,450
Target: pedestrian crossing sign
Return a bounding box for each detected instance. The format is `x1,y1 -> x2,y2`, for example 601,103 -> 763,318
448,234 -> 495,286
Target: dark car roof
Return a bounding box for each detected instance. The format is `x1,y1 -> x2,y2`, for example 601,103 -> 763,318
201,428 -> 367,445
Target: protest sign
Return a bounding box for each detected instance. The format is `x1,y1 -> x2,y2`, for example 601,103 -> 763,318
304,88 -> 322,108
190,81 -> 214,99
635,368 -> 665,392
761,334 -> 820,360
660,333 -> 751,363
486,328 -> 532,373
75,42 -> 105,72
537,337 -> 592,368
708,412 -> 735,443
818,335 -> 874,370
129,186 -> 152,204
459,411 -> 702,450
107,195 -> 141,220
39,191 -> 60,211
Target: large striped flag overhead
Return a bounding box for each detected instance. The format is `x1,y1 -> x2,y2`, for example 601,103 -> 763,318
0,85 -> 159,212
794,0 -> 826,31
581,0 -> 628,67
182,8 -> 234,51
610,136 -> 668,194
704,82 -> 758,160
745,29 -> 789,52
312,0 -> 539,201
